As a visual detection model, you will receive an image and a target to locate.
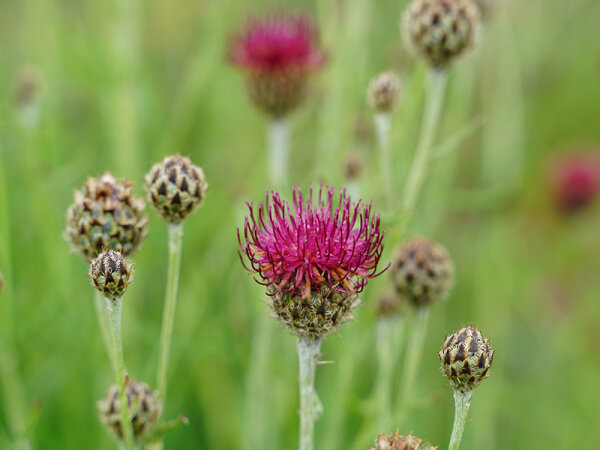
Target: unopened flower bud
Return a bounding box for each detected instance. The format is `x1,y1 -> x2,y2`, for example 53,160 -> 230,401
98,378 -> 161,443
375,289 -> 403,319
342,151 -> 365,181
145,155 -> 208,224
370,432 -> 437,449
89,250 -> 132,300
403,0 -> 482,69
66,173 -> 147,261
367,72 -> 401,114
391,237 -> 454,309
439,325 -> 494,392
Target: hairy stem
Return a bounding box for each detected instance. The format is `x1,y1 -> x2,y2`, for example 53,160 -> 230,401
448,390 -> 472,450
105,297 -> 134,450
156,223 -> 184,405
297,336 -> 322,450
95,290 -> 116,373
374,113 -> 393,211
401,70 -> 448,216
268,118 -> 290,189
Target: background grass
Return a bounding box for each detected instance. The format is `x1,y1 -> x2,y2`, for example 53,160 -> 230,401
0,0 -> 599,448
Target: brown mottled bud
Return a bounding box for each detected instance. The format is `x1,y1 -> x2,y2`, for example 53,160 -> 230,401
66,173 -> 148,262
342,151 -> 365,181
370,432 -> 438,449
145,155 -> 208,224
375,289 -> 403,319
402,0 -> 482,69
391,237 -> 454,309
367,72 -> 402,114
89,250 -> 132,300
98,378 -> 161,443
439,325 -> 494,392
271,288 -> 360,339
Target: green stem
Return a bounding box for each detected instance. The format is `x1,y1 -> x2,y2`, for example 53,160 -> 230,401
94,290 -> 116,374
105,297 -> 135,450
401,70 -> 448,217
156,223 -> 184,405
297,336 -> 322,450
448,390 -> 472,450
374,113 -> 393,211
267,118 -> 289,189
375,317 -> 396,432
396,308 -> 430,423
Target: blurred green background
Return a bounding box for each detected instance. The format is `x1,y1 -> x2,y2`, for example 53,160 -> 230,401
0,0 -> 599,448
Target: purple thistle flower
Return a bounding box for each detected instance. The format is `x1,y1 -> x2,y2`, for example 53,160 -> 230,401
229,13 -> 325,74
238,185 -> 387,300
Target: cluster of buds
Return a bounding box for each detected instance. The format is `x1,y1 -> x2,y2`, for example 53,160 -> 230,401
367,72 -> 402,115
229,14 -> 325,118
370,432 -> 437,450
145,155 -> 208,224
403,0 -> 482,70
65,173 -> 147,261
97,378 -> 161,443
239,185 -> 387,339
439,325 -> 494,392
89,250 -> 133,300
390,237 -> 455,309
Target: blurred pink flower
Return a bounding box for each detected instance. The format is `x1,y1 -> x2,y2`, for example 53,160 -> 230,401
551,154 -> 600,212
229,14 -> 324,74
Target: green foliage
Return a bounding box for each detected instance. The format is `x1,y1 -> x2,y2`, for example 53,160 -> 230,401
0,0 -> 599,449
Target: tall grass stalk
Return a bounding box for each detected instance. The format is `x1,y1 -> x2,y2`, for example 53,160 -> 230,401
401,70 -> 448,215
396,308 -> 430,424
448,390 -> 472,450
374,318 -> 398,432
374,113 -> 393,211
156,223 -> 184,404
105,297 -> 135,450
297,337 -> 322,450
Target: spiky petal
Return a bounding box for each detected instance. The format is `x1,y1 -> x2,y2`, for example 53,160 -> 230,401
239,185 -> 386,300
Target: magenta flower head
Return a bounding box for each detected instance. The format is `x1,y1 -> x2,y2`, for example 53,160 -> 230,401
238,185 -> 387,338
228,13 -> 325,118
550,154 -> 600,213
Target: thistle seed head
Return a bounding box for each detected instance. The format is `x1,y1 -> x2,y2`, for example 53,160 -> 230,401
145,155 -> 208,224
65,173 -> 147,262
89,250 -> 132,300
402,0 -> 482,70
370,432 -> 437,449
391,237 -> 454,309
367,72 -> 402,114
98,378 -> 161,443
439,325 -> 494,392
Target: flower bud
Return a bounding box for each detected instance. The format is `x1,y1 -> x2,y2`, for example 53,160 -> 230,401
438,325 -> 494,392
89,250 -> 132,300
342,151 -> 364,182
370,432 -> 437,449
66,173 -> 147,261
367,72 -> 401,114
403,0 -> 481,69
98,378 -> 161,443
375,289 -> 403,319
391,237 -> 454,309
145,155 -> 208,224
